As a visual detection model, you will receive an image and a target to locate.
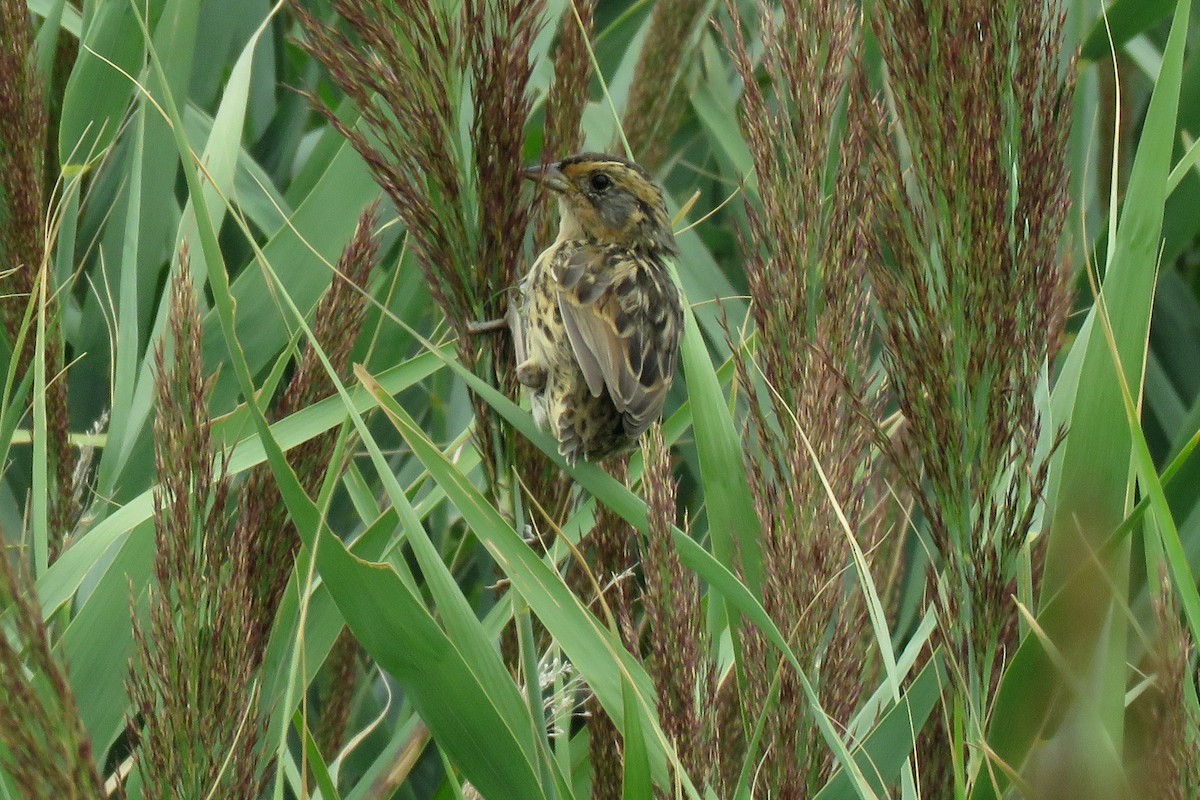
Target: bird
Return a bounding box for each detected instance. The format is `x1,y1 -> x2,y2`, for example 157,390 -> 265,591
512,152 -> 685,464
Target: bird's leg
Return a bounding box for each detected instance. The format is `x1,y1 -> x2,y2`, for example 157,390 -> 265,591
466,317 -> 508,334
505,297 -> 527,364
467,293 -> 544,387
468,289 -> 522,336
508,299 -> 547,389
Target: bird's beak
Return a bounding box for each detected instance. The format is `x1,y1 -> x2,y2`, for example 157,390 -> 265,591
521,162 -> 570,193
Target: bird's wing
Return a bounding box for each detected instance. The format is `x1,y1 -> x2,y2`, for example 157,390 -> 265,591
553,246 -> 682,438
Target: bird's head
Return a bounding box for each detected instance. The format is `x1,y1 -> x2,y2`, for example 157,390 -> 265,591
523,153 -> 678,257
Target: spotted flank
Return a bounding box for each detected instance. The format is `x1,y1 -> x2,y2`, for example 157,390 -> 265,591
516,153 -> 685,463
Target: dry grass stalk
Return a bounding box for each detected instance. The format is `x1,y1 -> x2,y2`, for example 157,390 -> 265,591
532,0 -> 596,245
126,248 -> 265,798
870,0 -> 1073,691
235,206 -> 378,760
294,0 -> 546,491
622,0 -> 708,171
0,0 -> 76,553
314,628 -> 362,760
0,551 -> 105,798
0,0 -> 45,356
1127,576 -> 1200,800
583,456 -> 638,800
725,1 -> 884,792
640,427 -> 714,789
232,204 -> 377,773
521,0 -> 596,552
587,697 -> 624,800
869,0 -> 1075,791
237,203 -> 380,655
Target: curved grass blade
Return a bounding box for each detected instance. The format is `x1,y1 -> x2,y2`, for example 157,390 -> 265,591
356,366 -> 676,787
622,678 -> 652,800
35,348 -> 448,620
813,654 -> 944,800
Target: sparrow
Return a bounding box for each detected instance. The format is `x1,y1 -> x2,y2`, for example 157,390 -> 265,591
513,152 -> 684,464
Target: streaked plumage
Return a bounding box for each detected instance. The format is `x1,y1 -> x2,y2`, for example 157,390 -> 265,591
515,153 -> 684,463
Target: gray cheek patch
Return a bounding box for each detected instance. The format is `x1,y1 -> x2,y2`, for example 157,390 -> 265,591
596,191 -> 636,229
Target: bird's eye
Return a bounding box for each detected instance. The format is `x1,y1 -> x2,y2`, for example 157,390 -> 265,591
589,173 -> 612,193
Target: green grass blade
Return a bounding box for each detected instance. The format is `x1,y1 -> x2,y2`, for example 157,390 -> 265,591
813,654 -> 945,800
31,273 -> 50,574
59,0 -> 149,164
294,711 -> 341,800
676,284 -> 763,596
35,349 -> 447,621
356,367 -> 672,783
622,678 -> 652,800
397,331 -> 879,789
316,524 -> 549,800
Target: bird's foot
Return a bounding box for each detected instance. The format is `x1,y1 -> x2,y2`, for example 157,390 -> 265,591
516,360 -> 547,390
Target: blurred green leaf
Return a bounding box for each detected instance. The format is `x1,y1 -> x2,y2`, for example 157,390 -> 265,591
60,0 -> 157,164
622,679 -> 652,800
1080,0 -> 1174,62
316,528 -> 549,800
813,654 -> 944,800
987,1 -> 1194,797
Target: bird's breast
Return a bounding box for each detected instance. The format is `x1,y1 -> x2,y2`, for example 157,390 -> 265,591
517,239 -> 681,462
